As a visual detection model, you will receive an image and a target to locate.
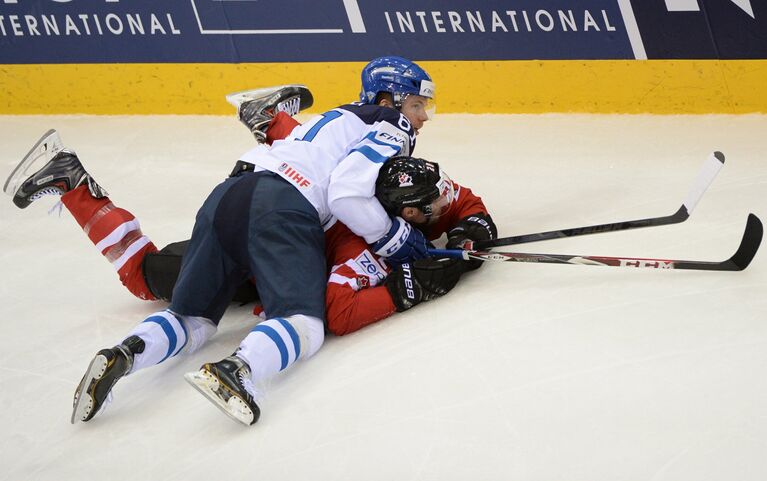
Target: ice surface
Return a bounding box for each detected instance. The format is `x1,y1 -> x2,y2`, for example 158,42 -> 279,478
1,114 -> 766,481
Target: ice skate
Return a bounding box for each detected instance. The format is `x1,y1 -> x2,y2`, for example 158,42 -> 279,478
71,336 -> 143,424
184,355 -> 261,426
226,85 -> 313,142
5,129 -> 107,209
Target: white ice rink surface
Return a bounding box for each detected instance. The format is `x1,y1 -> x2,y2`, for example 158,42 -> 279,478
1,114 -> 766,481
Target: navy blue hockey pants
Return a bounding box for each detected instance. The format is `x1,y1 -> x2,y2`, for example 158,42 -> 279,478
168,171 -> 326,324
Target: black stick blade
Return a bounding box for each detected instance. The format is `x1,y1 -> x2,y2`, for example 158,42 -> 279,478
728,213 -> 763,271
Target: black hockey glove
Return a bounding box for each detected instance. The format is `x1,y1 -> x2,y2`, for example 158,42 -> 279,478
446,212 -> 498,271
385,258 -> 464,312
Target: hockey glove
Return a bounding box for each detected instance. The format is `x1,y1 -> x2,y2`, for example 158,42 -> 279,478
372,216 -> 430,265
446,212 -> 498,271
385,258 -> 464,312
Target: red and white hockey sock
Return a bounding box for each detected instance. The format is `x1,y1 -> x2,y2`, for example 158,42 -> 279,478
265,111 -> 301,145
61,185 -> 158,300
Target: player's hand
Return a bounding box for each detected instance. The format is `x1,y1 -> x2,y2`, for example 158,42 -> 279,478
372,216 -> 429,264
385,258 -> 464,312
446,213 -> 497,271
446,213 -> 497,248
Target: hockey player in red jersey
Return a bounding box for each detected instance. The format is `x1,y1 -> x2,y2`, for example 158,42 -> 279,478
324,155 -> 496,334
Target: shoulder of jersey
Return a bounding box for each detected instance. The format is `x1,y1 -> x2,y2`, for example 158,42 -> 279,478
339,103 -> 405,127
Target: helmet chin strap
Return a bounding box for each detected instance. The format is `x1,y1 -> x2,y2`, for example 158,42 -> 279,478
421,203 -> 434,220
393,92 -> 411,109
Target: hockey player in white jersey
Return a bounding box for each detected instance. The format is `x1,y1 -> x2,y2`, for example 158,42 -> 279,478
69,56 -> 438,426
238,55 -> 436,260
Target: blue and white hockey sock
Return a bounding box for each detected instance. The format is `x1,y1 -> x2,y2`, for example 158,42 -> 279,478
236,315 -> 324,387
124,310 -> 216,373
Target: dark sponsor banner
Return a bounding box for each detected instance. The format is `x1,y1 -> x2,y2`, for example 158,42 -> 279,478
0,0 -> 634,63
0,1 -> 203,63
632,0 -> 767,59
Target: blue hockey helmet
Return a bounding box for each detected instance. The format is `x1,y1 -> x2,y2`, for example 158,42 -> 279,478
359,56 -> 436,117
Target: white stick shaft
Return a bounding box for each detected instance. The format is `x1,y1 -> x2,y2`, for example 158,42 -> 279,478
683,151 -> 725,214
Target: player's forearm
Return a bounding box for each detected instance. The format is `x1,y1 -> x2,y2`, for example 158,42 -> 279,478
326,285 -> 397,336
329,196 -> 392,244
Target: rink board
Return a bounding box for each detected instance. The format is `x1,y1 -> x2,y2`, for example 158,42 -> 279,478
2,60 -> 767,114
1,0 -> 766,114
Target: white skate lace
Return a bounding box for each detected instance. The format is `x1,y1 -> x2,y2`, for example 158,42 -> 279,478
48,200 -> 64,217
29,186 -> 64,203
238,370 -> 259,399
276,95 -> 301,116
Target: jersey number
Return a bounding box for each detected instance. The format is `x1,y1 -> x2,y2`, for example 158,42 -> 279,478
299,111 -> 342,142
397,114 -> 411,132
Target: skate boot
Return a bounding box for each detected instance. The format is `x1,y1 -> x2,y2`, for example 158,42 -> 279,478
184,355 -> 261,426
71,335 -> 145,424
226,85 -> 313,142
5,129 -> 107,209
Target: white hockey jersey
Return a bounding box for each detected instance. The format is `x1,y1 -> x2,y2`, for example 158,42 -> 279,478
239,103 -> 417,243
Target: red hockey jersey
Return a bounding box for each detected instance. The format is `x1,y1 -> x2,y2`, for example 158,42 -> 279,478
324,181 -> 490,335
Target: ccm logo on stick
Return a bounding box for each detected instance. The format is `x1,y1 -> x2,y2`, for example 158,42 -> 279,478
620,259 -> 673,269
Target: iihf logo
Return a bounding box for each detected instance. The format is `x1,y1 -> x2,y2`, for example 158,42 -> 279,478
398,173 -> 413,187
278,162 -> 288,172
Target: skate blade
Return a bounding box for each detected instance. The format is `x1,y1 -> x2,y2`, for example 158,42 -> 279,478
70,354 -> 108,424
4,129 -> 64,197
184,370 -> 255,426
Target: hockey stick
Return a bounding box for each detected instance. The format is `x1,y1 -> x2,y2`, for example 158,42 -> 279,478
473,151 -> 725,250
429,214 -> 762,272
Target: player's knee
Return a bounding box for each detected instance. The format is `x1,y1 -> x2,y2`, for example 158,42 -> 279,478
283,314 -> 324,360
141,242 -> 186,301
172,312 -> 217,354
120,262 -> 158,301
